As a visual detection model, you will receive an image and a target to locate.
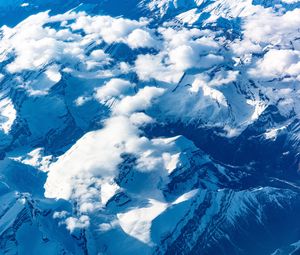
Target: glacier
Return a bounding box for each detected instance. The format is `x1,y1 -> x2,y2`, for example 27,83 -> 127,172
0,0 -> 299,254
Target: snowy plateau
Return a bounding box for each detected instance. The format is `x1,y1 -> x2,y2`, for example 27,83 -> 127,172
0,0 -> 299,254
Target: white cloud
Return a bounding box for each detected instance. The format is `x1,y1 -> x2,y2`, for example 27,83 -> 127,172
243,8 -> 300,46
45,65 -> 62,83
0,13 -> 108,71
126,29 -> 156,49
129,112 -> 154,126
134,26 -> 222,82
65,215 -> 90,233
53,211 -> 68,219
158,27 -> 202,48
113,86 -> 165,115
230,39 -> 262,55
134,53 -> 183,83
249,49 -> 300,79
74,96 -> 91,106
209,70 -> 239,86
6,37 -> 62,73
71,14 -> 153,48
163,27 -> 222,71
230,7 -> 300,58
1,12 -> 85,75
169,45 -> 196,70
89,49 -> 109,61
0,11 -> 127,95
86,49 -> 112,70
95,78 -> 133,103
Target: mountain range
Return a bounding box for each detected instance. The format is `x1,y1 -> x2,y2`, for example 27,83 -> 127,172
0,0 -> 300,254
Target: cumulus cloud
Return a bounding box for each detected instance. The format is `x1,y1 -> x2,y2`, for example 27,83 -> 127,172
95,78 -> 133,103
134,53 -> 183,83
230,39 -> 262,55
0,11 -> 140,95
0,10 -> 160,96
65,215 -> 90,233
169,45 -> 196,70
230,7 -> 300,58
70,14 -> 156,49
90,49 -> 108,61
129,112 -> 154,126
1,12 -> 85,74
134,26 -> 223,82
243,8 -> 300,46
249,49 -> 300,80
113,86 -> 165,115
6,37 -> 62,73
86,49 -> 112,70
126,29 -> 157,49
0,12 -> 150,73
209,70 -> 239,86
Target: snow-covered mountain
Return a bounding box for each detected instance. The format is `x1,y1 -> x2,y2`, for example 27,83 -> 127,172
0,0 -> 299,254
